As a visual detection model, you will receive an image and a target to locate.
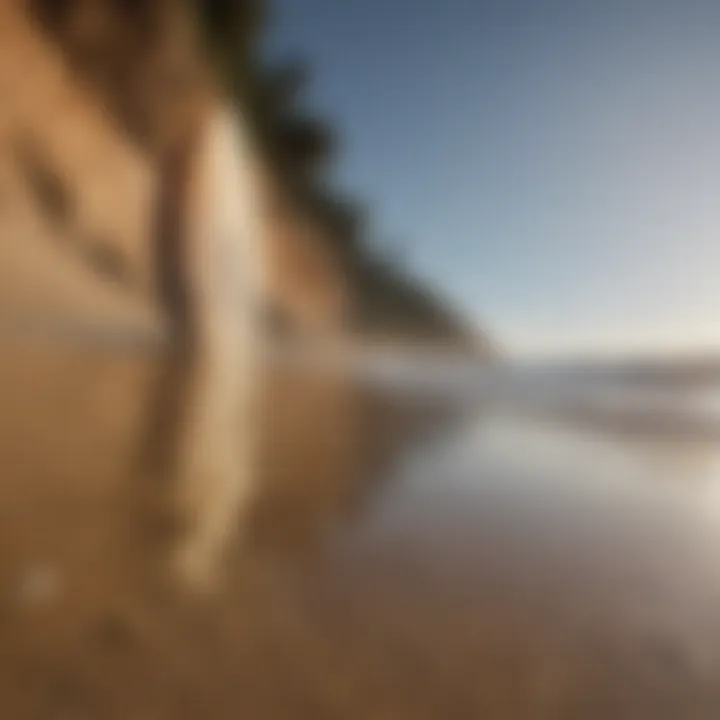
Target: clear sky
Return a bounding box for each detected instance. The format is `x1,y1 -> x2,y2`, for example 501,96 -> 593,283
266,0 -> 720,358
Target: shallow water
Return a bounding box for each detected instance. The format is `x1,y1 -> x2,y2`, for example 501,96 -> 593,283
2,346 -> 720,718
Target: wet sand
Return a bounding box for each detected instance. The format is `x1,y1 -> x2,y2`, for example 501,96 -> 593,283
1,346 -> 720,718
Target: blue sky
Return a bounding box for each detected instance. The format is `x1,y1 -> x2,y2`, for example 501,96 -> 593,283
266,0 -> 720,357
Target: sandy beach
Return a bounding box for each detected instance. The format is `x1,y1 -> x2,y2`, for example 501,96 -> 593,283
0,346 -> 719,718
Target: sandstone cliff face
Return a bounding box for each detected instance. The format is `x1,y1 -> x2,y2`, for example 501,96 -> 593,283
0,2 -> 352,343
262,186 -> 349,339
0,2 -> 161,336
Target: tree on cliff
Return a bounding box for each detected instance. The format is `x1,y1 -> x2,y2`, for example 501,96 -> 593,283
193,0 -> 487,349
196,0 -> 371,281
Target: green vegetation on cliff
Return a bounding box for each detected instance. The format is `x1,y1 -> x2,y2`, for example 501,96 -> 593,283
194,0 -> 492,353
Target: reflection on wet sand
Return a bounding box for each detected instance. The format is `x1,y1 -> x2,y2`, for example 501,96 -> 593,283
146,347 -> 260,593
2,347 -> 720,718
